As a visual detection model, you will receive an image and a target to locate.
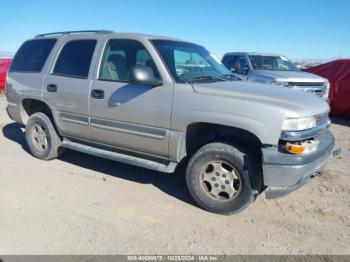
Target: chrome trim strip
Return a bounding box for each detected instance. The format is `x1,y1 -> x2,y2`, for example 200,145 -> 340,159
60,112 -> 89,126
90,118 -> 166,140
280,120 -> 331,141
61,117 -> 89,126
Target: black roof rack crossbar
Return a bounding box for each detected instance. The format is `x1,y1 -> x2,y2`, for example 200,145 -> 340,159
35,30 -> 113,38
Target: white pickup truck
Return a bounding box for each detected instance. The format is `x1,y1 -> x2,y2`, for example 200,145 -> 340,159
222,52 -> 330,100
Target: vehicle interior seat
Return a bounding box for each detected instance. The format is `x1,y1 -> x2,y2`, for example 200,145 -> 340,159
103,54 -> 127,81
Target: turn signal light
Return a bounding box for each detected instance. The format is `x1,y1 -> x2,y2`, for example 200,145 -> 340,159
285,143 -> 305,155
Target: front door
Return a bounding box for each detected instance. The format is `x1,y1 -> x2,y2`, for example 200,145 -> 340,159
89,39 -> 173,157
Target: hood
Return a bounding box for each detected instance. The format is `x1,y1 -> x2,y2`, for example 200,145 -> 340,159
255,70 -> 326,82
192,80 -> 329,117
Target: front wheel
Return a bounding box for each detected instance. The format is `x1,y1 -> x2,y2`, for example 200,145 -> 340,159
186,142 -> 258,215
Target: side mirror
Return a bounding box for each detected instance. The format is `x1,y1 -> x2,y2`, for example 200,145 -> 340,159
128,65 -> 162,86
230,67 -> 236,73
243,65 -> 249,75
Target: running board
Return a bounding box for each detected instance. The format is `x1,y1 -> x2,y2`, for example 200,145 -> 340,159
61,138 -> 177,173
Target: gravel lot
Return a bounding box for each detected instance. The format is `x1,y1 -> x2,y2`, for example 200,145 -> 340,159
0,95 -> 349,255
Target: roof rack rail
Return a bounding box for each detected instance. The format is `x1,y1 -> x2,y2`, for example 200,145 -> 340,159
35,30 -> 113,38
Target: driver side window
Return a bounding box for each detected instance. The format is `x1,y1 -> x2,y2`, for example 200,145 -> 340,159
99,39 -> 159,82
231,56 -> 248,75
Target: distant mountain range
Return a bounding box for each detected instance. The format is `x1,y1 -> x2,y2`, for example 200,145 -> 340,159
291,58 -> 341,68
0,51 -> 14,58
292,58 -> 339,64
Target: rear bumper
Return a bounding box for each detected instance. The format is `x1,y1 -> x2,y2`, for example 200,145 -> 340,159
262,130 -> 336,198
6,103 -> 23,124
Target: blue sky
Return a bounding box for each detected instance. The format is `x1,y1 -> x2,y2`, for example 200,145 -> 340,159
0,0 -> 349,59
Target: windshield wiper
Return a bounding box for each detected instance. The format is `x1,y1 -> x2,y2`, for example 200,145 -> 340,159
261,67 -> 279,71
261,68 -> 296,72
220,74 -> 242,81
189,75 -> 226,83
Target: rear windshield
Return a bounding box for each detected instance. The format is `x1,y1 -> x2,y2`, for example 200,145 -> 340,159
10,39 -> 57,73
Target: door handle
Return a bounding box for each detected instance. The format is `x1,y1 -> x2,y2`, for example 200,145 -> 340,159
91,89 -> 104,99
47,84 -> 57,93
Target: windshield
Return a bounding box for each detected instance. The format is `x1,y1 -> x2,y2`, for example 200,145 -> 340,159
249,55 -> 298,71
152,40 -> 234,83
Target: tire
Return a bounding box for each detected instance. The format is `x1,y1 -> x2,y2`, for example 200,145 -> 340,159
186,142 -> 258,215
25,112 -> 64,160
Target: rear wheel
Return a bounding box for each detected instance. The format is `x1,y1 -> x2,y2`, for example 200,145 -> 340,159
25,113 -> 64,160
186,142 -> 258,215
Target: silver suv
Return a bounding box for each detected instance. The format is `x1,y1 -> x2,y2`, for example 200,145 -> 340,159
6,31 -> 338,214
222,52 -> 330,100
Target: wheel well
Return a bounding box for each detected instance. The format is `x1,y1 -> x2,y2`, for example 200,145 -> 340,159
185,122 -> 264,192
22,99 -> 52,119
22,99 -> 60,135
186,123 -> 262,156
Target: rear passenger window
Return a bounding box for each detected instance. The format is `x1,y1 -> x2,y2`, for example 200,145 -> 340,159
53,40 -> 97,78
10,39 -> 57,73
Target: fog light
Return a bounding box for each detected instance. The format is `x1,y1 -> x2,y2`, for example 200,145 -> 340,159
285,143 -> 305,155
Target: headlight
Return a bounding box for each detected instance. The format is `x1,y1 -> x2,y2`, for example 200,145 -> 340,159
323,80 -> 330,98
271,80 -> 289,87
281,116 -> 317,131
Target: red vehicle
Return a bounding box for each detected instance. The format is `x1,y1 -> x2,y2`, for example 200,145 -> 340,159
0,58 -> 12,92
303,59 -> 350,118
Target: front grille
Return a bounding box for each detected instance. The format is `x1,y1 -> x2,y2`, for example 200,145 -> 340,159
287,82 -> 326,97
305,88 -> 325,97
288,82 -> 325,87
315,113 -> 329,126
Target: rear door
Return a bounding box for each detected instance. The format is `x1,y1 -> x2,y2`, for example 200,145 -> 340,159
43,35 -> 101,140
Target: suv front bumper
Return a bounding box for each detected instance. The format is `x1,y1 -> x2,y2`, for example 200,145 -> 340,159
262,130 -> 336,199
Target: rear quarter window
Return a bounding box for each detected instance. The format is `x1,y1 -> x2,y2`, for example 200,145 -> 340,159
10,39 -> 57,73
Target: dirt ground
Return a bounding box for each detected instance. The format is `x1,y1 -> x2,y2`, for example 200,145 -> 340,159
0,95 -> 349,255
